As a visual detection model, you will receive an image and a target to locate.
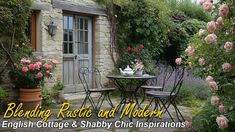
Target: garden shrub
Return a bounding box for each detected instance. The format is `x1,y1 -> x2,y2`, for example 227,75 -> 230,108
0,86 -> 6,114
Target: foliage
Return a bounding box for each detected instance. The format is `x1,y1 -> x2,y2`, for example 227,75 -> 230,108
179,0 -> 235,130
41,88 -> 54,107
51,82 -> 64,98
10,57 -> 58,88
0,86 -> 7,114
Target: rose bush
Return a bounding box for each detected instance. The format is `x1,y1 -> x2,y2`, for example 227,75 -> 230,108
10,56 -> 58,88
176,0 -> 235,131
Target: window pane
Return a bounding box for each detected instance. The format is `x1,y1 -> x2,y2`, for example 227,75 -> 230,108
85,19 -> 88,30
85,31 -> 88,42
80,18 -> 83,30
63,42 -> 68,54
69,43 -> 73,53
84,43 -> 88,54
69,30 -> 73,41
69,17 -> 73,30
64,30 -> 68,41
63,16 -> 67,29
80,31 -> 84,42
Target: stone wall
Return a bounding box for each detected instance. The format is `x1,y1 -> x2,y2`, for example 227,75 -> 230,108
33,0 -> 114,89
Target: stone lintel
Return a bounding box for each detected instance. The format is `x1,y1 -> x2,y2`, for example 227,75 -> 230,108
31,2 -> 51,11
52,0 -> 107,16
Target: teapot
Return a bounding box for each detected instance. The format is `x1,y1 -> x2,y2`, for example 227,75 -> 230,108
119,65 -> 134,76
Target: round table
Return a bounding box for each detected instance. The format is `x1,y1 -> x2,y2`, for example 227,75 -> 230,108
106,75 -> 157,110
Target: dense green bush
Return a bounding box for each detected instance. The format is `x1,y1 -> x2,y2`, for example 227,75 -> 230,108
0,86 -> 7,114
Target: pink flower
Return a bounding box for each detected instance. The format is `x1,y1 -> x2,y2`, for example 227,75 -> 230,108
203,1 -> 213,12
216,115 -> 229,129
222,63 -> 232,72
204,34 -> 217,44
36,62 -> 42,66
199,0 -> 205,5
21,67 -> 29,73
35,56 -> 42,61
43,63 -> 53,70
175,58 -> 182,65
207,21 -> 216,33
219,4 -> 229,17
51,59 -> 59,64
184,120 -> 191,128
219,104 -> 225,113
224,41 -> 233,52
198,58 -> 205,66
206,76 -> 214,82
35,72 -> 43,78
46,70 -> 50,74
28,64 -> 35,70
20,58 -> 31,64
211,96 -> 220,106
216,17 -> 224,26
208,81 -> 218,91
185,46 -> 194,56
33,63 -> 40,70
198,29 -> 205,37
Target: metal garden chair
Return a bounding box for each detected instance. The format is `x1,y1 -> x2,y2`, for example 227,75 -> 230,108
78,67 -> 116,111
145,67 -> 185,122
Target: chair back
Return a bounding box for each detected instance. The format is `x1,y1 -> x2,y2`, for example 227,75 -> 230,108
78,67 -> 90,92
91,68 -> 103,89
169,67 -> 185,96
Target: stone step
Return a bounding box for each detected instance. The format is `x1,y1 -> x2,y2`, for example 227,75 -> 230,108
63,92 -> 101,104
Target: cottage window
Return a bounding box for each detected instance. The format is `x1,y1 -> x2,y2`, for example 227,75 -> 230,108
63,16 -> 74,54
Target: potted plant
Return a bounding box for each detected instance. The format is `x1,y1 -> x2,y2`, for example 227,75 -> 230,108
10,56 -> 58,109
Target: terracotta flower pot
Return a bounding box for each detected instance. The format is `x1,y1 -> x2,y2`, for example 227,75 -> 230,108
19,88 -> 42,110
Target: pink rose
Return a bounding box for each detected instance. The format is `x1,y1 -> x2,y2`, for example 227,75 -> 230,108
184,120 -> 191,128
216,115 -> 229,129
35,56 -> 42,61
203,1 -> 213,12
207,21 -> 216,32
46,70 -> 50,74
36,62 -> 42,66
216,17 -> 224,26
35,72 -> 43,78
20,58 -> 31,64
28,64 -> 35,70
199,0 -> 205,5
219,104 -> 225,113
211,96 -> 220,106
206,76 -> 214,82
185,46 -> 194,56
51,59 -> 59,64
43,63 -> 53,70
222,63 -> 232,72
224,41 -> 233,52
219,4 -> 229,17
198,58 -> 205,66
208,81 -> 218,91
198,29 -> 205,37
204,34 -> 217,44
33,63 -> 40,70
175,58 -> 182,65
21,67 -> 29,73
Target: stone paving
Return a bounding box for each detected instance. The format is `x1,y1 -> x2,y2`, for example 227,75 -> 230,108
0,96 -> 192,132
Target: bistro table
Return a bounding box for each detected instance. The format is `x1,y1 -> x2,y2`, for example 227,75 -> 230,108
106,75 -> 157,111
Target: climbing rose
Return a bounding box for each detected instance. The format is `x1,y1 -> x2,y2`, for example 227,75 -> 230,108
175,58 -> 182,65
216,17 -> 224,26
21,67 -> 29,73
219,104 -> 225,113
203,1 -> 213,12
198,29 -> 205,37
206,76 -> 214,82
139,44 -> 144,49
208,81 -> 218,91
211,96 -> 220,106
184,120 -> 191,128
222,63 -> 232,72
33,63 -> 40,70
35,72 -> 43,78
216,115 -> 229,129
185,46 -> 194,56
51,59 -> 59,64
43,63 -> 53,70
219,4 -> 229,17
20,58 -> 31,64
127,46 -> 131,52
224,42 -> 233,52
28,64 -> 35,70
207,21 -> 216,32
198,58 -> 205,66
204,34 -> 217,44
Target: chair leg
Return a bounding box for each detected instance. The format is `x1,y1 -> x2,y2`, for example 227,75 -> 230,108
170,98 -> 185,122
106,92 -> 115,108
159,98 -> 174,122
81,95 -> 88,108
